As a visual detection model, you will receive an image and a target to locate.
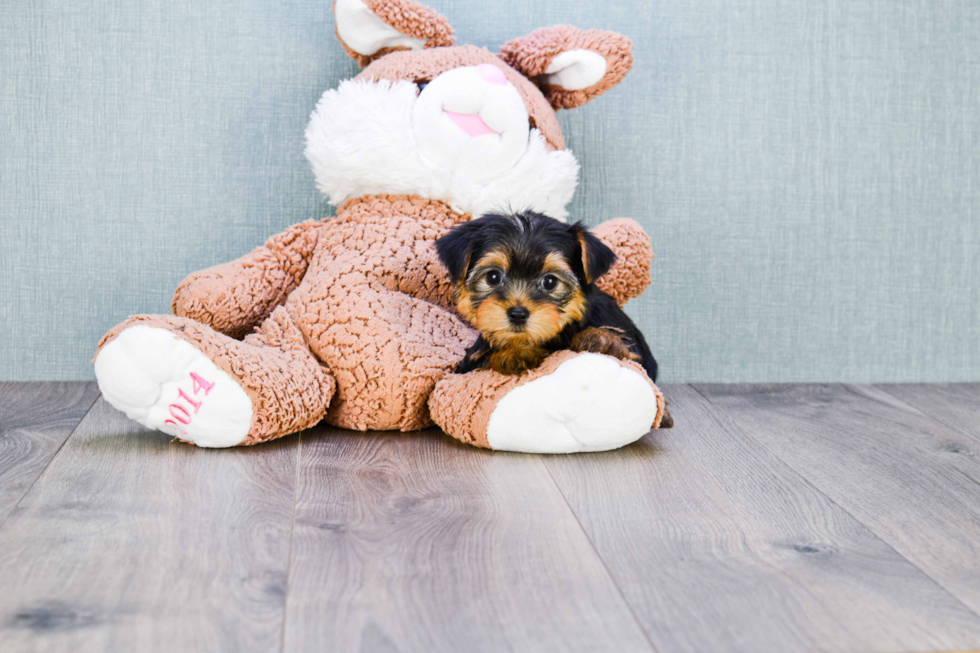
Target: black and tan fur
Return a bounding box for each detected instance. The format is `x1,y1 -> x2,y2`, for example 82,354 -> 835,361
436,211 -> 671,426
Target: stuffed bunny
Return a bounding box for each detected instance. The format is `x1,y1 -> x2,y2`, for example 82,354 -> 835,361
94,0 -> 665,453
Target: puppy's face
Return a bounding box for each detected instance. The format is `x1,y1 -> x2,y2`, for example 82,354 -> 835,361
461,245 -> 584,348
437,212 -> 616,348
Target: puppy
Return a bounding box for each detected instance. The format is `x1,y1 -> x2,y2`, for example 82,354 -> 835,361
436,211 -> 672,427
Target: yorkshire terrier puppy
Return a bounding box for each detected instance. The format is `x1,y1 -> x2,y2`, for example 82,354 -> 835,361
437,210 -> 672,427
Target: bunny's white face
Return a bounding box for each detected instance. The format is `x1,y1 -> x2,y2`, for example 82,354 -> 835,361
412,64 -> 531,182
305,75 -> 579,220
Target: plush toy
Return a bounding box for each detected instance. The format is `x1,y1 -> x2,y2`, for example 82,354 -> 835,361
93,0 -> 665,453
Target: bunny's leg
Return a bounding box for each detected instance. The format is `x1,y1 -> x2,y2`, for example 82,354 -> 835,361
94,307 -> 334,447
305,285 -> 476,432
429,350 -> 665,453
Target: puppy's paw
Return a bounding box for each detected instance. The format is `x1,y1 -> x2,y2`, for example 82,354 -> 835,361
570,327 -> 641,362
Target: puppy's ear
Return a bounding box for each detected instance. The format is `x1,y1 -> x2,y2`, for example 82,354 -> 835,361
569,222 -> 616,284
436,220 -> 482,283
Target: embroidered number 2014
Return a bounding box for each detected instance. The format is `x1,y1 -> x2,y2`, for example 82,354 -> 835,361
163,372 -> 214,436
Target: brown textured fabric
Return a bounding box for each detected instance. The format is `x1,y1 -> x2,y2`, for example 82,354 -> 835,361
282,195 -> 477,431
334,0 -> 456,67
429,349 -> 665,449
500,26 -> 634,110
592,218 -> 654,307
104,195 -> 655,446
167,195 -> 479,434
96,308 -> 335,445
172,219 -> 323,339
358,45 -> 566,151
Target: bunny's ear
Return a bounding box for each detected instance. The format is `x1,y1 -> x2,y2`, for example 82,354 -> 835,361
500,26 -> 633,110
333,0 -> 455,67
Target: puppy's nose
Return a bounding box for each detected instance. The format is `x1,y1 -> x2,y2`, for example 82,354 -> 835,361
507,306 -> 530,326
476,63 -> 508,85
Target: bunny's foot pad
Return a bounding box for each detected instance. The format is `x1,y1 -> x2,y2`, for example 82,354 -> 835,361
94,326 -> 252,448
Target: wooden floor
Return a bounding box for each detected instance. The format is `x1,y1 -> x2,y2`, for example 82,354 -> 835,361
1,383 -> 980,652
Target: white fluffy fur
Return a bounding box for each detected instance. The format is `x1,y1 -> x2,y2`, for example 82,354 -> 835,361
305,79 -> 579,220
411,66 -> 531,182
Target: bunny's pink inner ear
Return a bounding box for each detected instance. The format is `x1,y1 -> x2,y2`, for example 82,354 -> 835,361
333,0 -> 455,67
500,25 -> 633,110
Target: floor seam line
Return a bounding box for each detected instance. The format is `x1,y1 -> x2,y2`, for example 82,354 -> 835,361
0,384 -> 101,534
538,454 -> 663,653
691,382 -> 980,625
279,432 -> 302,653
874,384 -> 980,446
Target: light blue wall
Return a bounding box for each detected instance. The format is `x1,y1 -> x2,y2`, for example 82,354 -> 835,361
2,0 -> 978,382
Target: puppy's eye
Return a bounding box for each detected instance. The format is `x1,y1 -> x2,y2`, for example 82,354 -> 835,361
417,81 -> 429,92
485,270 -> 502,287
541,274 -> 559,292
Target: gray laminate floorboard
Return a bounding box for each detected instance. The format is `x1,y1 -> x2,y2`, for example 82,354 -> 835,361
282,426 -> 653,653
544,384 -> 980,653
697,383 -> 980,624
0,382 -> 99,525
0,398 -> 298,653
3,384 -> 980,653
876,384 -> 980,441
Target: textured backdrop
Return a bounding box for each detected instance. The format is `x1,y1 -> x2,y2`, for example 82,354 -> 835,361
1,0 -> 978,382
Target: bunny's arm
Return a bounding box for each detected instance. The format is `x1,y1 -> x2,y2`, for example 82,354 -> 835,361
591,218 -> 654,306
172,220 -> 324,339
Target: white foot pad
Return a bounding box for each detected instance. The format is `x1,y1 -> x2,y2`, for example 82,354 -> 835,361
486,353 -> 658,454
94,326 -> 253,448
